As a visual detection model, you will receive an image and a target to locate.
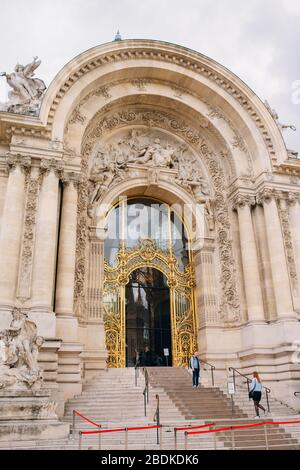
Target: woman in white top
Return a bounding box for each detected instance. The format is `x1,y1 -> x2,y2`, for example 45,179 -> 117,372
249,372 -> 266,418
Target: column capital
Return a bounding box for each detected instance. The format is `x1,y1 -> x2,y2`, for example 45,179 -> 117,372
61,171 -> 83,189
40,158 -> 64,179
256,188 -> 277,205
89,226 -> 107,242
6,153 -> 31,174
287,192 -> 300,206
231,193 -> 256,210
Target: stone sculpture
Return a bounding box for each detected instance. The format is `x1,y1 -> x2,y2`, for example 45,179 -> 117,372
0,308 -> 44,390
88,130 -> 211,212
0,57 -> 46,114
264,100 -> 296,132
176,156 -> 210,202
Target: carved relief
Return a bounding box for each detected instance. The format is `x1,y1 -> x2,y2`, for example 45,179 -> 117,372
277,194 -> 299,292
206,103 -> 254,178
131,79 -> 149,90
74,108 -> 240,324
17,172 -> 41,302
69,106 -> 87,126
87,128 -> 212,217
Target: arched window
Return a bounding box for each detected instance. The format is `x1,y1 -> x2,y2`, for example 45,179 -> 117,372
104,197 -> 190,271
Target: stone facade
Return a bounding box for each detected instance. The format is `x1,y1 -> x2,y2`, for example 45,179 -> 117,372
0,39 -> 299,411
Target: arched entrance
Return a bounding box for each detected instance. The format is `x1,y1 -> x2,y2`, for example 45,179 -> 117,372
126,267 -> 172,367
103,197 -> 198,368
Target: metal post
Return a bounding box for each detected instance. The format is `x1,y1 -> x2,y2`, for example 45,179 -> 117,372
231,427 -> 235,451
159,426 -> 163,450
174,429 -> 177,450
184,431 -> 188,450
232,369 -> 236,390
155,395 -> 160,445
211,367 -> 214,387
213,425 -> 217,450
247,380 -> 250,399
72,410 -> 76,438
98,426 -> 101,450
125,428 -> 128,450
79,431 -> 83,450
264,424 -> 269,450
266,390 -> 270,413
143,390 -> 147,417
231,394 -> 234,418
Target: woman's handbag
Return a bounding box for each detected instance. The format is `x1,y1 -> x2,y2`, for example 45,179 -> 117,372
248,379 -> 256,399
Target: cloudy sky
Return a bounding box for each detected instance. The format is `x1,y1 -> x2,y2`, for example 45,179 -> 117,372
0,0 -> 299,152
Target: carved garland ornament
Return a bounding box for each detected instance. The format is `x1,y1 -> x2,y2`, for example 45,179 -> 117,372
74,109 -> 240,324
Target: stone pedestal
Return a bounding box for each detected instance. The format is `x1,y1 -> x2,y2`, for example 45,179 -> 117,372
0,390 -> 69,444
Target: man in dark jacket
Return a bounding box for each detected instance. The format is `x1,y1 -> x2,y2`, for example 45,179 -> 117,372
189,352 -> 201,388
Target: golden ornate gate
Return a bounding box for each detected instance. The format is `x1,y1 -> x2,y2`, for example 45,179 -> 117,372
103,239 -> 198,367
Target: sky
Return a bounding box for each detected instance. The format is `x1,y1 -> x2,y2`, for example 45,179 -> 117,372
0,0 -> 299,152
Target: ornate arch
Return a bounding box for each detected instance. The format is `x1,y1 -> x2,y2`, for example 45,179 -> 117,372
39,40 -> 288,169
74,108 -> 241,327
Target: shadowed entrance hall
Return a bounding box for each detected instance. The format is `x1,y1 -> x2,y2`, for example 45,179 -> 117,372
126,267 -> 172,367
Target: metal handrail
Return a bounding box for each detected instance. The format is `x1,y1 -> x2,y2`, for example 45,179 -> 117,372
143,368 -> 149,416
154,394 -> 160,445
229,367 -> 271,413
199,358 -> 216,386
134,365 -> 139,387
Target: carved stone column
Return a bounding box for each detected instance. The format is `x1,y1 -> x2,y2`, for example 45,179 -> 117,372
82,226 -> 108,378
0,155 -> 30,308
257,189 -> 295,320
31,159 -> 61,314
194,241 -> 218,326
288,192 -> 300,309
88,226 -> 107,321
55,174 -> 79,316
233,194 -> 265,323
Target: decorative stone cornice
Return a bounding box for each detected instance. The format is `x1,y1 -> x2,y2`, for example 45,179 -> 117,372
6,153 -> 31,174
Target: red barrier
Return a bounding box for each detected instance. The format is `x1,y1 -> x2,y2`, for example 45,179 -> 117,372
175,423 -> 215,432
80,425 -> 161,436
127,425 -> 161,432
73,410 -> 101,428
185,419 -> 300,436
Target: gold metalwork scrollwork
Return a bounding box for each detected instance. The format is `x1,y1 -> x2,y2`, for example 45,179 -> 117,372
103,239 -> 198,367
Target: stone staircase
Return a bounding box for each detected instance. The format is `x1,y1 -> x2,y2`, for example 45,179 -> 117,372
146,367 -> 300,450
199,367 -> 300,446
2,367 -> 300,450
